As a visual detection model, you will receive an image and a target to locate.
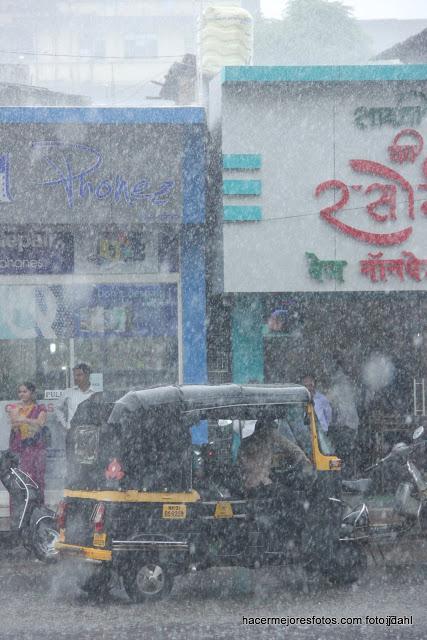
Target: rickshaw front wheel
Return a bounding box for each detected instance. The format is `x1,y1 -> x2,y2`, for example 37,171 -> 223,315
123,561 -> 174,603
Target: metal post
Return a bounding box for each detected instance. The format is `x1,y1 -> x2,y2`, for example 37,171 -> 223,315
423,379 -> 426,416
413,378 -> 426,416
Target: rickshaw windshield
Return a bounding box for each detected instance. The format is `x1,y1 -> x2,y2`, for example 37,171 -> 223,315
187,402 -> 312,459
316,420 -> 336,456
276,405 -> 312,457
277,405 -> 336,457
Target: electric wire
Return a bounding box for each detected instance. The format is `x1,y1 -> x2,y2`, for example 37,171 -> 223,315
0,49 -> 191,61
222,196 -> 427,223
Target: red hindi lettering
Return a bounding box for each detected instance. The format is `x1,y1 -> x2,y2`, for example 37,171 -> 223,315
350,159 -> 415,220
365,183 -> 397,222
402,251 -> 427,281
384,258 -> 405,280
360,252 -> 387,282
418,184 -> 427,216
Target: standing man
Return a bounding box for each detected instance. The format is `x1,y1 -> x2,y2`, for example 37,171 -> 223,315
327,360 -> 360,476
302,374 -> 332,434
56,363 -> 95,430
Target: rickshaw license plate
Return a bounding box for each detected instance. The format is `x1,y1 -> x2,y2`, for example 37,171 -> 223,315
162,504 -> 187,519
93,533 -> 107,547
214,502 -> 233,518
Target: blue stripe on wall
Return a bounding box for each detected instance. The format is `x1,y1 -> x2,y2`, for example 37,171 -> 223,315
183,125 -> 206,224
223,180 -> 261,195
223,205 -> 262,221
0,107 -> 206,124
223,154 -> 262,170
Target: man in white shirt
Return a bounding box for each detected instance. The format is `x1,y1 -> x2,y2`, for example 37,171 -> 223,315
56,362 -> 95,429
302,375 -> 332,434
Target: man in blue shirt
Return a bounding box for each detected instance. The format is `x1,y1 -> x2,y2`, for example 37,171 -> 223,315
302,375 -> 332,434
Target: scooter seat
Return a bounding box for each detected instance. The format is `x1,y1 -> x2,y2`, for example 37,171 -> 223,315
342,478 -> 372,494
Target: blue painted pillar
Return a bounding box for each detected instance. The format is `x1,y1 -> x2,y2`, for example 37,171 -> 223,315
181,124 -> 208,443
181,225 -> 207,385
231,296 -> 264,383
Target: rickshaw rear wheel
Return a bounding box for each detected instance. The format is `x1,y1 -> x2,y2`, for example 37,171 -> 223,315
123,560 -> 174,603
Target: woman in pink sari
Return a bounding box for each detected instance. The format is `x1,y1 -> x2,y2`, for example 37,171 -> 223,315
7,382 -> 48,502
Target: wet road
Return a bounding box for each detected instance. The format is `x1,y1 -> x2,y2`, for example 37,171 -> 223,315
0,545 -> 426,640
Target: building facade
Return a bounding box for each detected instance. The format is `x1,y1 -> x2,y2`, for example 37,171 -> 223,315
209,65 -> 427,450
0,105 -> 208,511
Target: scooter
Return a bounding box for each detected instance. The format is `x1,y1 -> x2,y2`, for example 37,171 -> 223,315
0,449 -> 59,561
339,425 -> 427,550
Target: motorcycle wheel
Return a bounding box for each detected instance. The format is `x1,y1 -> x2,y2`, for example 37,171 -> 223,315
123,560 -> 174,603
31,517 -> 59,563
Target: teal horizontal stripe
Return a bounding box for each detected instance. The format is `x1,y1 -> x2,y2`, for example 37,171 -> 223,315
221,65 -> 427,83
223,180 -> 261,195
224,206 -> 262,221
223,154 -> 261,170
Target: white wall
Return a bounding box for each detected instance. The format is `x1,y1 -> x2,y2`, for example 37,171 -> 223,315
221,80 -> 427,292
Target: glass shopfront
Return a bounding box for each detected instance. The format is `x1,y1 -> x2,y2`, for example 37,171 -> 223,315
0,106 -> 208,512
0,281 -> 179,400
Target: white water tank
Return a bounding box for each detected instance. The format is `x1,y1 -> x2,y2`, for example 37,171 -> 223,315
200,5 -> 253,77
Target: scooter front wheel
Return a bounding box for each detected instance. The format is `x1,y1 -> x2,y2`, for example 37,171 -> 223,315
31,517 -> 59,563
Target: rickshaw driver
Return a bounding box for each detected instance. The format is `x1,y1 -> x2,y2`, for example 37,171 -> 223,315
237,418 -> 316,496
237,418 -> 318,553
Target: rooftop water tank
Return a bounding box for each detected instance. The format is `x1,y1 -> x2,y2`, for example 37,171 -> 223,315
200,5 -> 253,77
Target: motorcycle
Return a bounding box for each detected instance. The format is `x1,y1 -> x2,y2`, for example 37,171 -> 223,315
0,449 -> 59,562
339,425 -> 427,553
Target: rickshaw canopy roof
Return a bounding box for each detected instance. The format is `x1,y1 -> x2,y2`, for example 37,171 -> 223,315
108,383 -> 311,425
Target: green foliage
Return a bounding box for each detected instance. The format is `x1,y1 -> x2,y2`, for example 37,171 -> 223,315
254,0 -> 372,65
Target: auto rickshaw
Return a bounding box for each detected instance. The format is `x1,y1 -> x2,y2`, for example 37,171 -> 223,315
55,384 -> 365,601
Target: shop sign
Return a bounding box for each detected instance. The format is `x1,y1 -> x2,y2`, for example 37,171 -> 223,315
29,142 -> 175,211
44,390 -> 65,400
76,284 -> 178,338
0,123 -> 183,224
89,229 -> 146,265
354,91 -> 427,130
305,253 -> 347,282
221,80 -> 427,293
0,226 -> 74,274
74,225 -> 160,275
359,251 -> 427,283
315,128 -> 427,247
0,283 -> 178,340
306,250 -> 427,285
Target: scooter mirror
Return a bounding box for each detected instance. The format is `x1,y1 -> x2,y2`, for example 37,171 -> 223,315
413,426 -> 425,441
